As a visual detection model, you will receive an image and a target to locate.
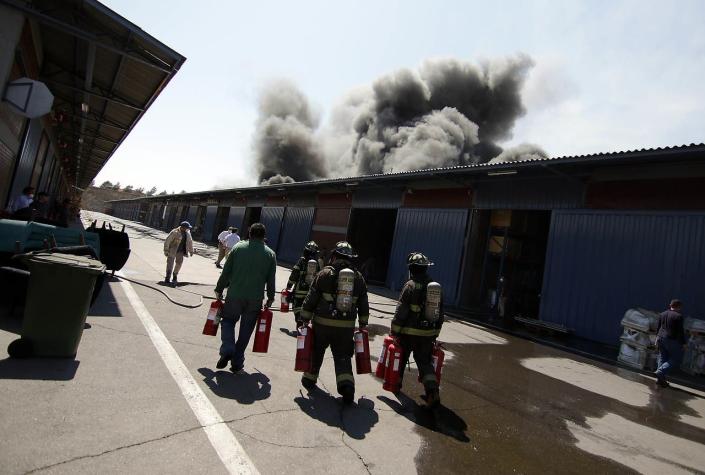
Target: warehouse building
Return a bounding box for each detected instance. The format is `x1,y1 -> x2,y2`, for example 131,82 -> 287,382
0,0 -> 184,214
108,144 -> 705,347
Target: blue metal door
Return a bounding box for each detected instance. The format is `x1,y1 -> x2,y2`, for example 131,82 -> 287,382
278,207 -> 315,263
227,207 -> 246,234
261,207 -> 285,252
203,205 -> 218,242
540,210 -> 705,344
387,208 -> 469,305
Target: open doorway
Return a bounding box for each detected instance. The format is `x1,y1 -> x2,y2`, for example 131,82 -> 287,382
347,208 -> 397,285
242,207 -> 262,238
482,210 -> 551,319
460,210 -> 551,320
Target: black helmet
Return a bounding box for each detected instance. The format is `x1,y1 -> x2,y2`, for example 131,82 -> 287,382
407,252 -> 433,267
304,241 -> 319,254
333,241 -> 357,259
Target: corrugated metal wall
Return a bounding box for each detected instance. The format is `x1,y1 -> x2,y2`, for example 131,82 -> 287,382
203,205 -> 218,242
38,151 -> 54,191
387,208 -> 469,305
474,178 -> 584,210
227,206 -> 246,232
278,207 -> 315,263
186,206 -> 198,226
352,188 -> 403,209
540,210 -> 705,344
8,118 -> 41,202
261,206 -> 285,252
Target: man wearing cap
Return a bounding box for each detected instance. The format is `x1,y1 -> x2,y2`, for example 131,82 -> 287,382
164,221 -> 194,286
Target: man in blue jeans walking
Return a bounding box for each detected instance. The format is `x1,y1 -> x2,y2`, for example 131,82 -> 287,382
655,299 -> 687,388
214,223 -> 276,373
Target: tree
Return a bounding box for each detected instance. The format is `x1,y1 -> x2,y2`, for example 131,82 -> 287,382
135,187 -> 145,194
157,190 -> 167,196
146,186 -> 157,196
180,190 -> 187,194
123,185 -> 134,192
99,180 -> 113,188
112,182 -> 121,190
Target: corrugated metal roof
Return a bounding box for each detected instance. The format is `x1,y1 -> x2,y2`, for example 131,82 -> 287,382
4,0 -> 186,189
107,142 -> 705,203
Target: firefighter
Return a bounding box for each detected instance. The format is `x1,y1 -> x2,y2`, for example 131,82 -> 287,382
286,241 -> 320,330
390,252 -> 444,408
299,241 -> 369,404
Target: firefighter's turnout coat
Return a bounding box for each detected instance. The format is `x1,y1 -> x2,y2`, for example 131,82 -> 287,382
287,255 -> 320,321
300,261 -> 369,394
390,273 -> 444,392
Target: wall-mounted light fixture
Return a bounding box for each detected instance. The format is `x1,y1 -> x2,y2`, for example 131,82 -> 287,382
487,170 -> 518,176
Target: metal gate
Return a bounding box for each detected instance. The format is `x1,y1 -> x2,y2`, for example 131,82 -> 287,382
261,207 -> 285,252
278,207 -> 315,263
387,208 -> 469,305
539,210 -> 705,344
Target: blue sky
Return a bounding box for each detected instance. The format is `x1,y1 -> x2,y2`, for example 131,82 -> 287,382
95,0 -> 705,192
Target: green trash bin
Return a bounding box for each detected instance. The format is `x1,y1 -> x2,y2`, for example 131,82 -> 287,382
20,252 -> 106,357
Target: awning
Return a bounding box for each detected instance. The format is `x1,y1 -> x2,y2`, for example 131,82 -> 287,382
1,0 -> 186,189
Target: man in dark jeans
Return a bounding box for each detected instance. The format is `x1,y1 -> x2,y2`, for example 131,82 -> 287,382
214,223 -> 276,373
655,299 -> 687,388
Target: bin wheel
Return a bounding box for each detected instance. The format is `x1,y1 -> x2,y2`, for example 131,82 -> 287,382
7,338 -> 33,358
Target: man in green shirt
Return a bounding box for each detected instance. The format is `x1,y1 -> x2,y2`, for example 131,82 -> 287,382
214,223 -> 276,373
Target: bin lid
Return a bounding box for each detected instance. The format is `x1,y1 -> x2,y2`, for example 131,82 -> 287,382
22,252 -> 106,274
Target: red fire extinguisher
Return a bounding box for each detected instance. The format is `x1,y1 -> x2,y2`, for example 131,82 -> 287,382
202,300 -> 223,336
252,308 -> 273,353
294,324 -> 314,372
383,339 -> 404,393
280,289 -> 290,313
432,341 -> 445,385
375,335 -> 394,378
354,328 -> 371,374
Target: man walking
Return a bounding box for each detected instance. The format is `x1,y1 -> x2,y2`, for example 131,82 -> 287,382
215,227 -> 239,268
163,221 -> 194,286
214,223 -> 276,373
285,241 -> 320,330
654,299 -> 687,388
299,241 -> 369,404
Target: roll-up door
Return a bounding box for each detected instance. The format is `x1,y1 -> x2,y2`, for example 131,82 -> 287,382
387,208 -> 469,305
186,206 -> 198,226
278,207 -> 315,263
540,210 -> 705,344
261,207 -> 285,252
203,205 -> 218,242
227,207 -> 246,234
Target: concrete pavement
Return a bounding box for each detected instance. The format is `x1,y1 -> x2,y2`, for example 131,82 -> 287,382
1,211 -> 704,474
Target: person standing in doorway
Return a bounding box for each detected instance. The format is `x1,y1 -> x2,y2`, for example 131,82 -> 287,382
214,223 -> 276,373
654,299 -> 687,388
164,221 -> 194,286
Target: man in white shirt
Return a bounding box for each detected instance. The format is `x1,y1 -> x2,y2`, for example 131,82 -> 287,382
6,186 -> 35,214
215,227 -> 240,268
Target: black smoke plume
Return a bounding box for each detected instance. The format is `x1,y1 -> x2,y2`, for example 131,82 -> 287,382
255,55 -> 547,183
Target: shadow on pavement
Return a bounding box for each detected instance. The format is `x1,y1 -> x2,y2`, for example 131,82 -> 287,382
0,357 -> 79,381
198,367 -> 271,404
278,327 -> 297,338
294,387 -> 379,440
378,393 -> 470,443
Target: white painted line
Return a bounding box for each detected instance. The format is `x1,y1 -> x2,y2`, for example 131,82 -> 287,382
118,278 -> 259,475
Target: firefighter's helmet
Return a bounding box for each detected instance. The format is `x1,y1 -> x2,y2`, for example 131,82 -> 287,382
333,241 -> 357,259
304,241 -> 319,254
407,252 -> 434,267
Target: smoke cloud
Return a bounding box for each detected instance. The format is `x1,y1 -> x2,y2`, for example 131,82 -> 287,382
254,55 -> 548,183
255,80 -> 327,184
